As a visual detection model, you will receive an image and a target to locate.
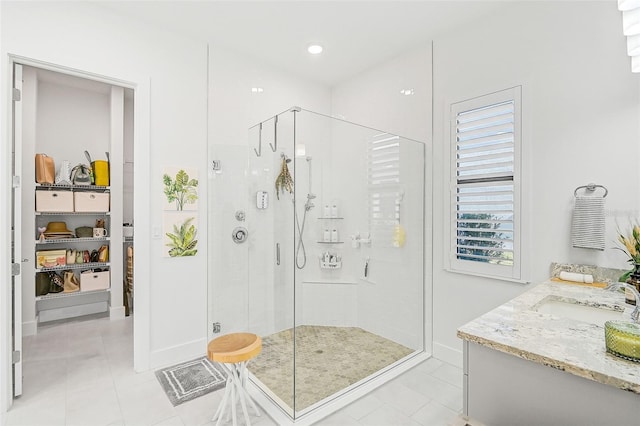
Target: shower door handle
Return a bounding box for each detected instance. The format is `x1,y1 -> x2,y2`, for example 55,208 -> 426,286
276,243 -> 280,265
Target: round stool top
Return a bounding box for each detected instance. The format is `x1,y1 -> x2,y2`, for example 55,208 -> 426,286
208,333 -> 262,364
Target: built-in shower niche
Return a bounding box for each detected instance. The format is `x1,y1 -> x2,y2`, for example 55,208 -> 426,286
244,107 -> 425,420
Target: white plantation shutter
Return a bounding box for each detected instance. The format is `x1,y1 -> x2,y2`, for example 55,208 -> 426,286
450,87 -> 521,279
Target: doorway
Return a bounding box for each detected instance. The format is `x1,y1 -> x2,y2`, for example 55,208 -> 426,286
10,61 -> 135,400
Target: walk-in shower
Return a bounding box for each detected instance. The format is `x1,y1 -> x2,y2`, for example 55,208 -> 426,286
222,107 -> 425,421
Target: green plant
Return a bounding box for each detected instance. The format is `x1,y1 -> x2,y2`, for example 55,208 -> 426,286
163,170 -> 198,211
165,217 -> 198,257
456,212 -> 512,265
615,223 -> 640,281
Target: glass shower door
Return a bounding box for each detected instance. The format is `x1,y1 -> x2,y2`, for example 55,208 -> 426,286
246,111 -> 297,416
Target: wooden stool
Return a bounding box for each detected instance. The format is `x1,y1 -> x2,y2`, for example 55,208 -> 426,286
207,333 -> 262,426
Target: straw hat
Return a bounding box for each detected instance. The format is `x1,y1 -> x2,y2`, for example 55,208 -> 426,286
44,221 -> 73,235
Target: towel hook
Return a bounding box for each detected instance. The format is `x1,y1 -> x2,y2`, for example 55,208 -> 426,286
574,183 -> 608,198
253,122 -> 263,157
269,115 -> 278,152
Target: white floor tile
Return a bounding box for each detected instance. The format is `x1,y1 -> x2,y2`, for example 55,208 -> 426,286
397,369 -> 462,412
116,374 -> 178,426
358,404 -> 423,426
151,416 -> 184,426
371,379 -> 432,416
315,410 -> 361,425
339,392 -> 384,420
430,363 -> 463,389
411,400 -> 459,426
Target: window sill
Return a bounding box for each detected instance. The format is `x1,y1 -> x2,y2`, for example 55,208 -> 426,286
444,268 -> 531,285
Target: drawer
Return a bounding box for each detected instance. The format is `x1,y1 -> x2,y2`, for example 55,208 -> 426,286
36,250 -> 67,268
80,270 -> 110,292
35,191 -> 74,212
74,192 -> 110,212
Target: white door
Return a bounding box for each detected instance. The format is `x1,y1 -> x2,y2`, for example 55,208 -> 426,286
11,63 -> 23,397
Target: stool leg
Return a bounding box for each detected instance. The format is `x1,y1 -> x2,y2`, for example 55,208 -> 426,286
213,373 -> 232,425
240,362 -> 261,417
230,363 -> 251,426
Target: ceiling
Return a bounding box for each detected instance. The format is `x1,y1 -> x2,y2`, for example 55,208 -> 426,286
99,1 -> 507,87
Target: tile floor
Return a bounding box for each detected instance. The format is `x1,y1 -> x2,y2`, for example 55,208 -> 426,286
5,315 -> 463,426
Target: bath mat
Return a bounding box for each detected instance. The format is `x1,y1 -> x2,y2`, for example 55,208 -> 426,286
155,356 -> 226,406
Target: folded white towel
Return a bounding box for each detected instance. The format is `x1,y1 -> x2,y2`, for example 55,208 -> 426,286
571,195 -> 605,251
559,271 -> 594,283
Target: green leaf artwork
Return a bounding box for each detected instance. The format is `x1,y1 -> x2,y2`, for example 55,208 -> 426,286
165,217 -> 198,257
163,169 -> 199,211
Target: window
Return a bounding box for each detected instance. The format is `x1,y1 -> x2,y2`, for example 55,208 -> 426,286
448,87 -> 522,280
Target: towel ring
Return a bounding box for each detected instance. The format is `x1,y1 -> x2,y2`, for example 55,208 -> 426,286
574,183 -> 608,198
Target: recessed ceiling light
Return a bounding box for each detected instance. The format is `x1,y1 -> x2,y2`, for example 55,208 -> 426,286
400,88 -> 415,96
307,44 -> 323,55
251,87 -> 264,93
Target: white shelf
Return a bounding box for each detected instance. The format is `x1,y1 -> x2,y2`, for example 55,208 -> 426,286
36,237 -> 109,245
36,262 -> 109,272
36,211 -> 110,216
36,183 -> 110,191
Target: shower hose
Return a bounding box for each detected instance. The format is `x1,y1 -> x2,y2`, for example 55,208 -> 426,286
295,204 -> 309,269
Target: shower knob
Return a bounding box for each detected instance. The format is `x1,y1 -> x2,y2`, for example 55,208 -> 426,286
232,227 -> 249,244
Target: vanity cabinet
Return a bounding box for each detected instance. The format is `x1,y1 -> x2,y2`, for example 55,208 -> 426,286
464,341 -> 638,425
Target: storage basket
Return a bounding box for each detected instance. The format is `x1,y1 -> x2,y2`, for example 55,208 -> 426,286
35,191 -> 74,212
80,270 -> 110,292
36,250 -> 67,268
74,192 -> 110,212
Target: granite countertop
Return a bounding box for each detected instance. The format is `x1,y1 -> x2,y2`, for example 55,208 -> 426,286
457,281 -> 640,394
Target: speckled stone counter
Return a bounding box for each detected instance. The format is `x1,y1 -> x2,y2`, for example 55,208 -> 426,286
457,281 -> 640,394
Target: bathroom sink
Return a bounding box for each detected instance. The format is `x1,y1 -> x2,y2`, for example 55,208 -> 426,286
533,297 -> 624,325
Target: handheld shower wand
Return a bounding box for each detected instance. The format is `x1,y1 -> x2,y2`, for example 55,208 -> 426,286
295,156 -> 314,269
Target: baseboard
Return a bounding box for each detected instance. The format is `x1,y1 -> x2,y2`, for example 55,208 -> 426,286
433,341 -> 463,368
109,305 -> 126,320
22,320 -> 37,337
39,301 -> 108,322
149,337 -> 207,370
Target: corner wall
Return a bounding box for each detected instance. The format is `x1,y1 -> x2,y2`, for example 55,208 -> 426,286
432,1 -> 640,366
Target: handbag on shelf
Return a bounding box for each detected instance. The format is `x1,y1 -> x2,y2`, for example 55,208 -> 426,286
66,249 -> 76,265
35,154 -> 55,184
71,164 -> 92,186
63,270 -> 80,293
47,271 -> 64,293
35,272 -> 50,296
55,160 -> 72,185
98,245 -> 109,263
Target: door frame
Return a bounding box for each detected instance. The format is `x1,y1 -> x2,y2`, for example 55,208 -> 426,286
1,55 -> 152,411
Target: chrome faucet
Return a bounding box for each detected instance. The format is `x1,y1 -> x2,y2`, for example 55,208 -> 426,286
607,282 -> 640,323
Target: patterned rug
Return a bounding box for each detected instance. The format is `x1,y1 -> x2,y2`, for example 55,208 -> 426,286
249,325 -> 414,412
155,356 -> 226,406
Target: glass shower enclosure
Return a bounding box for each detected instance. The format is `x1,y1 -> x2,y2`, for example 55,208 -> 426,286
244,107 -> 425,419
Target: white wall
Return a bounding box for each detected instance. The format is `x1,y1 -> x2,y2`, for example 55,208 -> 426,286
330,47 -> 433,351
1,3 -> 209,408
207,47 -> 332,339
432,2 -> 640,366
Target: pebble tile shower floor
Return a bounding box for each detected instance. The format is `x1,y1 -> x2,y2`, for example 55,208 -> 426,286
5,315 -> 463,425
250,325 -> 415,412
